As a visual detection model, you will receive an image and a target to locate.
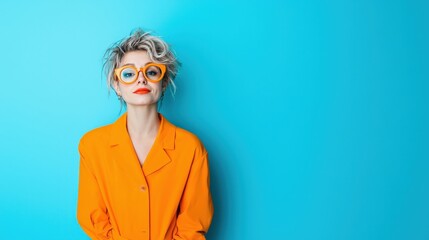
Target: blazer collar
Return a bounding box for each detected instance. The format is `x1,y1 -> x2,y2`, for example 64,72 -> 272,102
108,111 -> 176,177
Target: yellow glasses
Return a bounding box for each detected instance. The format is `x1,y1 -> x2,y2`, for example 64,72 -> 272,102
114,63 -> 166,84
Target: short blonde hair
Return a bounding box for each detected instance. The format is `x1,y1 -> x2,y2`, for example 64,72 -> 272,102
103,28 -> 180,106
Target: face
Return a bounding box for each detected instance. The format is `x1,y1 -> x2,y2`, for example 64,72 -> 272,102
114,50 -> 164,108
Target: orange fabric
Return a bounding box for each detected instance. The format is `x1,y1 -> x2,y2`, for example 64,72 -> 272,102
77,112 -> 214,240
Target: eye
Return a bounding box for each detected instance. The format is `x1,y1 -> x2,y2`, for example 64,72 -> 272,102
123,72 -> 135,78
121,68 -> 136,79
147,70 -> 158,76
146,66 -> 161,76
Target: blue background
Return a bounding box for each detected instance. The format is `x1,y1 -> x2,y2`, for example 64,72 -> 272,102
0,0 -> 428,239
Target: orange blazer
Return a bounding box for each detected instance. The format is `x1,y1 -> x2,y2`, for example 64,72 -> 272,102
77,112 -> 214,240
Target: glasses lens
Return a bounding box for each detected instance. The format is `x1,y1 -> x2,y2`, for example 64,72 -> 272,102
145,65 -> 163,81
120,67 -> 137,83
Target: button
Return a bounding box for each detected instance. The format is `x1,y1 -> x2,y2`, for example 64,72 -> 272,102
140,186 -> 146,191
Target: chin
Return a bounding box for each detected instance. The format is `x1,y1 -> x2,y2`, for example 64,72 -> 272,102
124,95 -> 161,107
127,100 -> 159,107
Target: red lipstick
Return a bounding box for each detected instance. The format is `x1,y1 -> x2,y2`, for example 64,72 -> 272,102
133,88 -> 150,94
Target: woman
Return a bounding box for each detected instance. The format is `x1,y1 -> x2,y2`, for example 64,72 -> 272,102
77,29 -> 214,240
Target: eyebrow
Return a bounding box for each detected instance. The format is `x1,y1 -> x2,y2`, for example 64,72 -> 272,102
121,62 -> 154,67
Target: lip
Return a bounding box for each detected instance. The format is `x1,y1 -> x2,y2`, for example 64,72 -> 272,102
133,88 -> 151,94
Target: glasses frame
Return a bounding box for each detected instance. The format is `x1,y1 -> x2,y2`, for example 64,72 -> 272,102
114,63 -> 167,84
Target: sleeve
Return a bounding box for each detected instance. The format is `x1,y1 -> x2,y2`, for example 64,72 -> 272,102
77,138 -> 113,240
173,150 -> 214,240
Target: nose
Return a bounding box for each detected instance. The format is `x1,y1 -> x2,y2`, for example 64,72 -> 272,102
137,70 -> 147,85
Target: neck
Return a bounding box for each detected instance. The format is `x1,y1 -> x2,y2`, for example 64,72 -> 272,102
126,104 -> 160,140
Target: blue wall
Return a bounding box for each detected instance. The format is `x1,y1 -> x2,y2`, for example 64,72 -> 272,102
0,0 -> 428,239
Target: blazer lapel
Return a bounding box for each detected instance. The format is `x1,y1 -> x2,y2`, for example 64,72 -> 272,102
108,112 -> 146,184
143,113 -> 176,176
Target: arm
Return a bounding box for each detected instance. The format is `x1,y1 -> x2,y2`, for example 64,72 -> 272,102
77,139 -> 113,240
173,151 -> 214,240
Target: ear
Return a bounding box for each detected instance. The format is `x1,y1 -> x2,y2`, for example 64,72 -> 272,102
162,79 -> 168,92
113,80 -> 121,96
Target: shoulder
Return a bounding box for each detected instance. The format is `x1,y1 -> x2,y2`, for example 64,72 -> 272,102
78,123 -> 112,153
174,125 -> 208,157
175,126 -> 203,147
